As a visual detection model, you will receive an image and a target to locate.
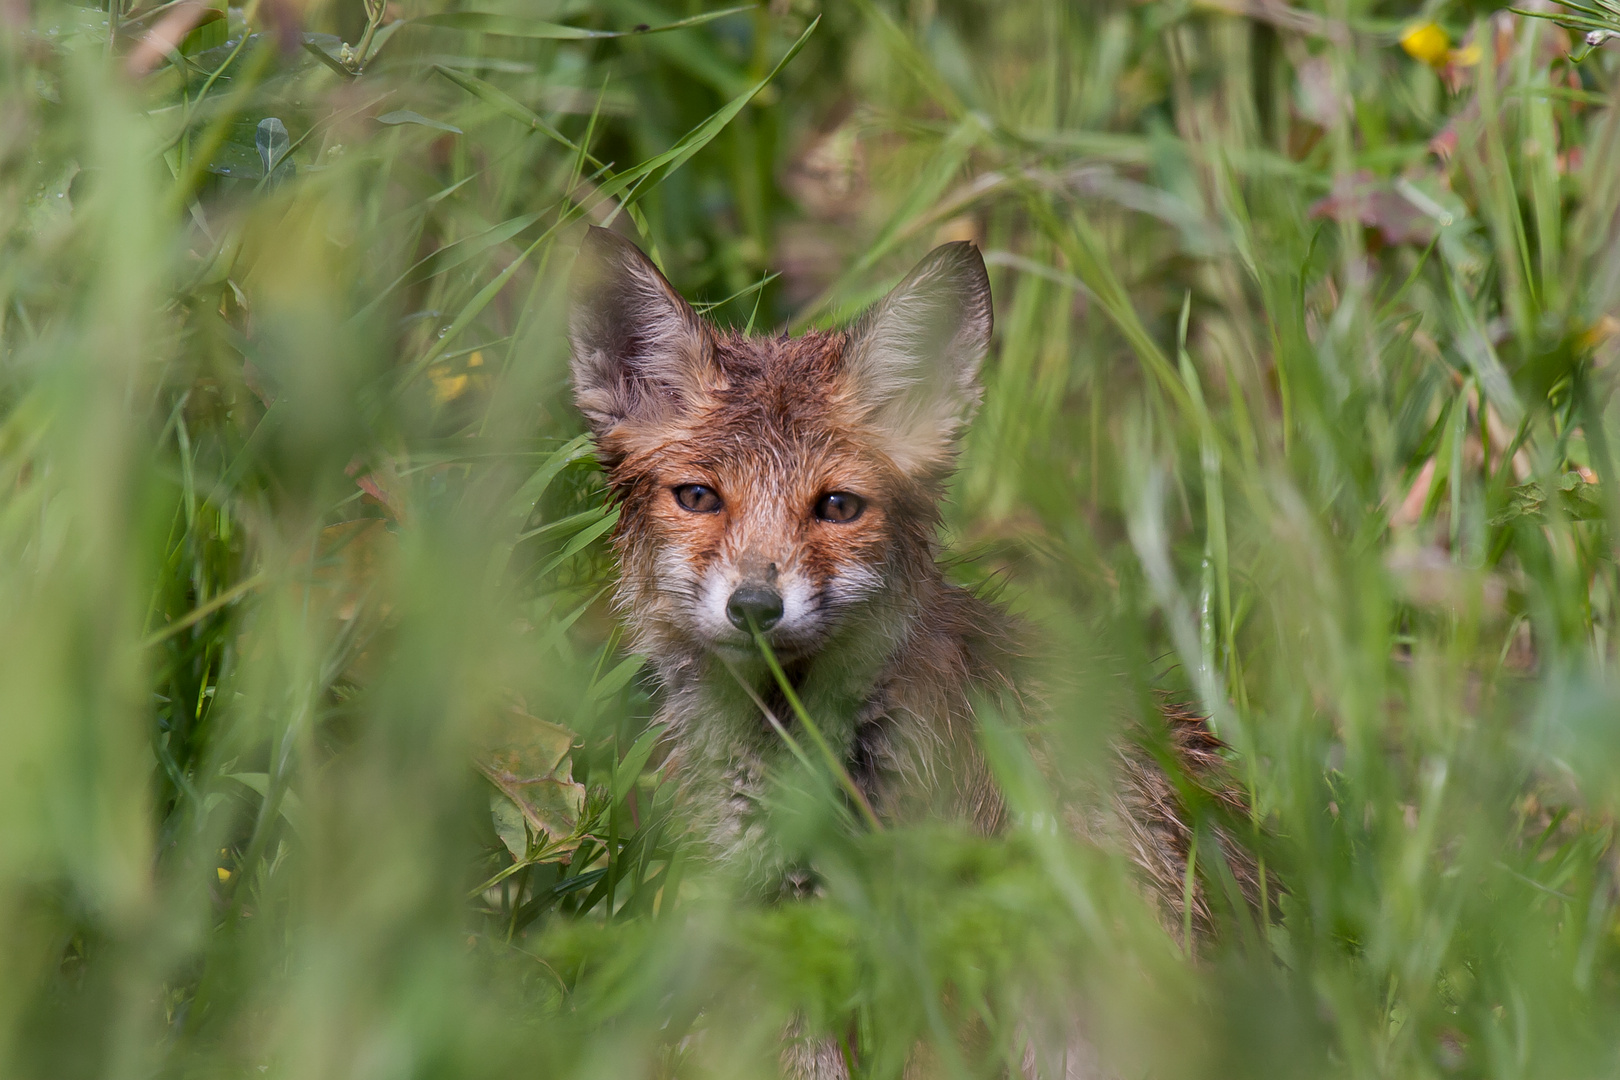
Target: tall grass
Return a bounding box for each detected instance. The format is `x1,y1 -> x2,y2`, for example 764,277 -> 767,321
3,0 -> 1620,1075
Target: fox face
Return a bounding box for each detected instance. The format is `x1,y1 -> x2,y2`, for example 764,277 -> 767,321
568,227 -> 991,668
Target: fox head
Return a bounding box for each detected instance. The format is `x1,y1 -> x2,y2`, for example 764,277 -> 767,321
568,227 -> 991,667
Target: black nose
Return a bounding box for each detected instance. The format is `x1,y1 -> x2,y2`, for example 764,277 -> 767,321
726,585 -> 784,631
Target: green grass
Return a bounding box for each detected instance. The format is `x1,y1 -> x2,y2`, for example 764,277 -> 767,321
3,0 -> 1620,1076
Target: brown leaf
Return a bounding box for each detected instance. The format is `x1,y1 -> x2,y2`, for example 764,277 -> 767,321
478,708 -> 586,852
482,707 -> 578,780
482,774 -> 586,848
308,518 -> 393,623
344,457 -> 408,522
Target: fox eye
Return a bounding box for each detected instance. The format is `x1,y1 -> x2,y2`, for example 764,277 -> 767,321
672,484 -> 723,513
814,492 -> 865,523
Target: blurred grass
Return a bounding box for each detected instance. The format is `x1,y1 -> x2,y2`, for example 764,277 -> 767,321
4,0 -> 1620,1076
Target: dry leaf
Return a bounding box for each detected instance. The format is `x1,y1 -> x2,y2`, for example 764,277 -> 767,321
478,707 -> 587,857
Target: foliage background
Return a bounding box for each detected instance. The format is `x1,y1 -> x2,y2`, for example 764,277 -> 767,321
4,0 -> 1620,1075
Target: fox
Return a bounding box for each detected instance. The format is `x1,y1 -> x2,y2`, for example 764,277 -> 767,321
567,225 -> 1255,1074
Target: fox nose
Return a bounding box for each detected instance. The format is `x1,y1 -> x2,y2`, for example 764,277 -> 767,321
727,585 -> 784,631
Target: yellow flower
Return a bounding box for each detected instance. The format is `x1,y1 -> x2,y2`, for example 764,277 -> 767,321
216,866 -> 232,882
429,351 -> 486,404
1400,22 -> 1451,67
1578,315 -> 1620,352
429,364 -> 469,404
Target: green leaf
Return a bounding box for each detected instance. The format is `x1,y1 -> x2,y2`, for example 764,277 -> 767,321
203,139 -> 265,179
587,654 -> 645,706
515,507 -> 608,546
1490,477 -> 1607,526
847,0 -> 964,117
489,790 -> 528,858
375,110 -> 463,134
358,208 -> 549,322
612,724 -> 665,802
485,435 -> 597,590
401,217 -> 568,381
300,36 -> 353,78
433,65 -> 582,154
438,15 -> 818,216
179,9 -> 227,57
604,0 -> 752,97
591,14 -> 819,209
501,435 -> 594,540
536,508 -> 618,579
407,4 -> 753,40
226,773 -> 306,834
255,117 -> 293,185
793,115 -> 981,323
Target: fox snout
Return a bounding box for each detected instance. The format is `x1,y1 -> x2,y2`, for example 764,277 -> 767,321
679,496 -> 873,654
726,583 -> 783,631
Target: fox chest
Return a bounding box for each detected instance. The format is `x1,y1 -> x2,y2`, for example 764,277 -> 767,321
657,672 -> 894,835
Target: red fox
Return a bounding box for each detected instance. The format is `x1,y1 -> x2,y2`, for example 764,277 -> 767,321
567,227 -> 1254,1063
570,226 -> 1012,872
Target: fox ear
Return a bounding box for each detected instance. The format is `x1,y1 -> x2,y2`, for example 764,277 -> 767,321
569,226 -> 717,439
843,241 -> 992,475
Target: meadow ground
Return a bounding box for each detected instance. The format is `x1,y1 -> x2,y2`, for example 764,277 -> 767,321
3,0 -> 1620,1076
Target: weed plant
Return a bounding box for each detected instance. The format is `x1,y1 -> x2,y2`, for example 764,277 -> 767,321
3,0 -> 1620,1076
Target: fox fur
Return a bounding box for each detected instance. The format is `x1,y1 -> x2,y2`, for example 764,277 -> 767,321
567,227 -> 1254,1070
